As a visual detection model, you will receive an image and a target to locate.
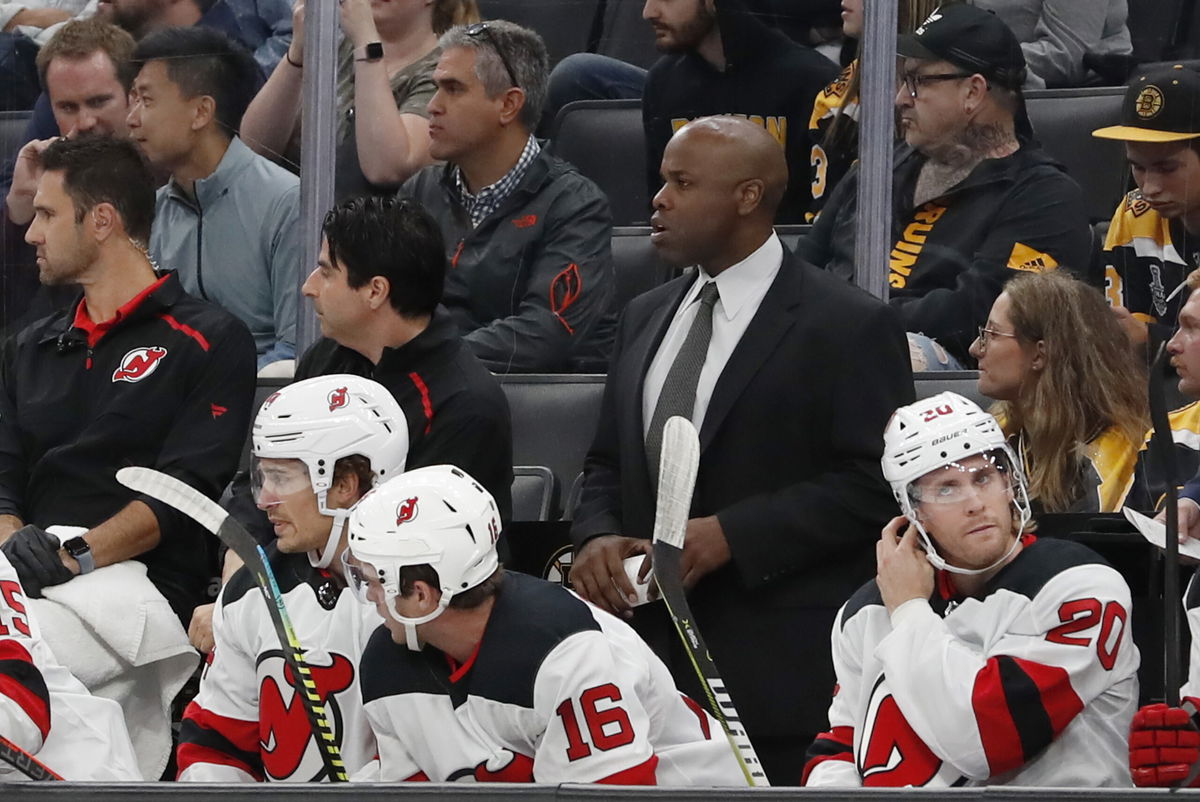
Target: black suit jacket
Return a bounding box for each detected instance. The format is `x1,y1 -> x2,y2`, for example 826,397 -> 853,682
571,247 -> 914,740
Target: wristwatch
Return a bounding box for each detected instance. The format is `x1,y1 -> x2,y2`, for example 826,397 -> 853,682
62,536 -> 94,575
355,41 -> 383,62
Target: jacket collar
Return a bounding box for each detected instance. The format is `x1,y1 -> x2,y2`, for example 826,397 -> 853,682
163,136 -> 254,208
373,306 -> 461,376
42,271 -> 184,345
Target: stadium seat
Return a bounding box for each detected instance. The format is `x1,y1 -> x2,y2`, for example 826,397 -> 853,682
478,0 -> 601,65
913,371 -> 986,407
512,465 -> 559,521
0,110 -> 31,174
594,0 -> 659,69
498,374 -> 606,504
548,99 -> 649,226
1024,87 -> 1128,223
776,224 -> 812,253
1128,0 -> 1198,61
611,226 -> 676,308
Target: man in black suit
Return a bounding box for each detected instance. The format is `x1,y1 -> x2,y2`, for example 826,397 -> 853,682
570,116 -> 914,784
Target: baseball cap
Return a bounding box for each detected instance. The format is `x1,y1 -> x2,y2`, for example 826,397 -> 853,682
897,4 -> 1026,90
1092,64 -> 1200,143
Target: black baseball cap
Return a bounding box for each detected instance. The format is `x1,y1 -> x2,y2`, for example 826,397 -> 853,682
897,4 -> 1027,90
1092,64 -> 1200,143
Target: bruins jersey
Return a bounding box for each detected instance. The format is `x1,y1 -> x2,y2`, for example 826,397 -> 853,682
807,60 -> 859,219
1128,400 -> 1200,511
1103,190 -> 1200,334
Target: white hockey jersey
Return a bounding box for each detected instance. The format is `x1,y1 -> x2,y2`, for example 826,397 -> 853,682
358,571 -> 745,785
0,552 -> 140,780
804,536 -> 1139,788
178,547 -> 382,782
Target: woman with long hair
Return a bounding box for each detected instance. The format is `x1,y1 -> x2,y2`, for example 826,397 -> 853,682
969,270 -> 1149,512
241,0 -> 479,199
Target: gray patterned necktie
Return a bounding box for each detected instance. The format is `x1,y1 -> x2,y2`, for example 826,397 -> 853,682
646,281 -> 720,481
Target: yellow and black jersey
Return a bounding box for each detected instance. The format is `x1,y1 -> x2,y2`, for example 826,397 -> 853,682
1132,400 -> 1200,512
1102,190 -> 1200,346
807,60 -> 858,220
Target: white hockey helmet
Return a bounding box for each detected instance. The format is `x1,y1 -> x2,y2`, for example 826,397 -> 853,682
344,464 -> 501,650
881,391 -> 1031,575
252,374 -> 409,568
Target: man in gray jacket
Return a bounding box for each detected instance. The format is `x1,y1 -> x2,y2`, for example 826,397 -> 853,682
401,20 -> 615,373
130,26 -> 299,370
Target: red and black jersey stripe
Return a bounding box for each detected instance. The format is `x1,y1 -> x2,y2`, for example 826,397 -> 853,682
802,725 -> 854,785
971,655 -> 1083,776
177,700 -> 264,780
0,639 -> 50,741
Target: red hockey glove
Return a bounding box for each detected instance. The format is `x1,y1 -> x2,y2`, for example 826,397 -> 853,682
1130,701 -> 1200,787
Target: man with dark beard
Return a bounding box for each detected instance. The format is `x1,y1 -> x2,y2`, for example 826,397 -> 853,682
640,0 -> 837,223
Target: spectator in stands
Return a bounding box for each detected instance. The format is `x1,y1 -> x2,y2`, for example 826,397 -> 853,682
641,0 -> 837,223
807,0 -> 943,218
225,0 -> 292,75
973,0 -> 1131,89
0,136 -> 255,622
401,20 -> 615,372
1,0 -> 75,46
178,375 -> 406,781
970,270 -> 1147,513
129,26 -> 300,371
570,116 -> 913,783
1094,64 -> 1200,357
799,2 -> 1090,369
241,0 -> 478,200
5,19 -> 135,227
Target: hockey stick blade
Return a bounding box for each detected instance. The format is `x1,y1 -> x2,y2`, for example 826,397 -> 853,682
0,733 -> 62,781
116,467 -> 350,782
649,418 -> 769,786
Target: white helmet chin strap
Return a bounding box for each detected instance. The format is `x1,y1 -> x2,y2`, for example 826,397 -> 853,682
309,491 -> 351,570
384,599 -> 449,652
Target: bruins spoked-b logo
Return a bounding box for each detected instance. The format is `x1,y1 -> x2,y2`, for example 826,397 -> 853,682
1135,85 -> 1165,119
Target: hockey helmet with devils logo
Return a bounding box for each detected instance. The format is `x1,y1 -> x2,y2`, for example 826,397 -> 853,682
344,465 -> 501,648
881,391 -> 1031,575
252,374 -> 408,568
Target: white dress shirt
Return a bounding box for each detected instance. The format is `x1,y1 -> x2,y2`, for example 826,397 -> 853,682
642,233 -> 784,438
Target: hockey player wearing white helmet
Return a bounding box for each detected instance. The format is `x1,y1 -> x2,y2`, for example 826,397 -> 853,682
344,464 -> 746,785
804,391 -> 1139,788
177,374 -> 408,782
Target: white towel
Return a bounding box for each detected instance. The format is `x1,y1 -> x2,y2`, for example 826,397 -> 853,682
27,528 -> 199,781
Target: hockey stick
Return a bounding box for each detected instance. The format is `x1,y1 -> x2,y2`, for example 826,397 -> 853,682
0,733 -> 62,781
1149,343 -> 1182,707
115,467 -> 350,782
650,416 -> 769,787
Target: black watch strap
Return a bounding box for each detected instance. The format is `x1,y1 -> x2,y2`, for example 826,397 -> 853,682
356,41 -> 383,62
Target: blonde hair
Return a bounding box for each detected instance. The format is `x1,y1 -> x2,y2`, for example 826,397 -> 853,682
433,0 -> 480,35
991,271 -> 1149,512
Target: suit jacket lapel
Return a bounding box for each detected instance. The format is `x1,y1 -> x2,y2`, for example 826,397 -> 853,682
699,253 -> 804,453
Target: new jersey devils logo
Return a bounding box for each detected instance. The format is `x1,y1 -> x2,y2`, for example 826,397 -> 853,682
396,497 -> 418,524
112,346 -> 167,383
327,387 -> 349,412
258,651 -> 354,781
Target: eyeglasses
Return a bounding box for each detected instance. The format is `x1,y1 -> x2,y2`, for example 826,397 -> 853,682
901,71 -> 973,99
975,325 -> 1019,350
464,22 -> 519,89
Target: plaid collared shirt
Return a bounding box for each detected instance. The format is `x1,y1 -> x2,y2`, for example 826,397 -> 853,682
453,135 -> 541,228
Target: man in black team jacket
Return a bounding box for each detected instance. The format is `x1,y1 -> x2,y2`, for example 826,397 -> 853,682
799,3 -> 1089,367
642,0 -> 838,224
0,136 -> 256,622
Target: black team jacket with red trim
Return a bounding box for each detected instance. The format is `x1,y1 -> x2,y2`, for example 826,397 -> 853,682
0,272 -> 256,621
400,148 -> 616,373
294,309 -> 514,523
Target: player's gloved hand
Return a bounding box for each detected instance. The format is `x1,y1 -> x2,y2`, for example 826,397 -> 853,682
0,525 -> 74,597
1130,701 -> 1200,787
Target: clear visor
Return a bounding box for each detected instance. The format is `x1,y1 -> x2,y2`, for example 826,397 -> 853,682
907,450 -> 1013,506
341,549 -> 386,606
251,456 -> 315,505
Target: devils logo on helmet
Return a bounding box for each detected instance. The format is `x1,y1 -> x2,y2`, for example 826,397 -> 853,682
112,346 -> 168,383
327,387 -> 349,412
395,497 -> 418,525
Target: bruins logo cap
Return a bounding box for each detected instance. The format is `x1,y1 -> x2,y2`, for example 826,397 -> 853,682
1093,64 -> 1200,142
897,4 -> 1026,91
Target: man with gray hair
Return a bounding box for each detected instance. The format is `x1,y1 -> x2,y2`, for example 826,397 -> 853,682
400,20 -> 615,373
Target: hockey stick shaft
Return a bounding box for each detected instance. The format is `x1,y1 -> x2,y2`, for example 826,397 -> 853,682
650,417 -> 769,786
0,733 -> 62,781
117,467 -> 349,781
1149,343 -> 1182,706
